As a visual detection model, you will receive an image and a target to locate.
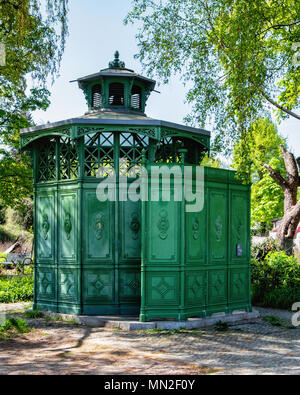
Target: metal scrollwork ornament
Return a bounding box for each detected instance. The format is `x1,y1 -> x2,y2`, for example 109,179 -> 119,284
157,209 -> 169,240
95,213 -> 104,240
235,218 -> 243,241
193,218 -> 200,240
130,213 -> 140,240
64,212 -> 72,240
215,215 -> 223,242
42,213 -> 50,240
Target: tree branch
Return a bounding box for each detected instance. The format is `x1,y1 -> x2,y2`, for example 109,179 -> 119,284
280,145 -> 299,186
260,20 -> 300,36
264,163 -> 288,189
249,79 -> 300,120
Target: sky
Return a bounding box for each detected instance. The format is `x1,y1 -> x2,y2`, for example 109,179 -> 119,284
32,0 -> 300,158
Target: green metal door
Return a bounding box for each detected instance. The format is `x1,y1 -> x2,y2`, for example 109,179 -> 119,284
140,163 -> 184,322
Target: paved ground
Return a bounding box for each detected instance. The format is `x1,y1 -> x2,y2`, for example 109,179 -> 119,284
0,303 -> 300,375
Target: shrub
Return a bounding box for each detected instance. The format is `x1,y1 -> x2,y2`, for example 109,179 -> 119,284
0,204 -> 6,225
15,198 -> 33,231
24,310 -> 44,319
251,238 -> 281,262
0,275 -> 33,303
252,251 -> 300,309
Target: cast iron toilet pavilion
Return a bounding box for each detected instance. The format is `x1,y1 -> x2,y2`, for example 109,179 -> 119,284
20,52 -> 252,322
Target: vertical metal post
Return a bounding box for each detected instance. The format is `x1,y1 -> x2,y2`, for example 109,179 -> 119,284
55,137 -> 60,312
178,149 -> 188,321
139,148 -> 147,322
78,135 -> 84,314
32,146 -> 38,310
115,133 -> 120,313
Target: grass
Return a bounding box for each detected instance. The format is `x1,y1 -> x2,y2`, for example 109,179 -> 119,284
262,315 -> 296,329
24,310 -> 44,319
215,320 -> 229,332
0,318 -> 31,340
0,275 -> 33,303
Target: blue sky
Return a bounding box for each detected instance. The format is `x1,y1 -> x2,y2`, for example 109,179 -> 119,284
32,0 -> 300,157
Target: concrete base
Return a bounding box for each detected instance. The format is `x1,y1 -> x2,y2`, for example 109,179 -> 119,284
39,309 -> 260,331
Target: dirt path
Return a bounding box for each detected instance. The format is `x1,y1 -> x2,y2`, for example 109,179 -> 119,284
0,306 -> 300,375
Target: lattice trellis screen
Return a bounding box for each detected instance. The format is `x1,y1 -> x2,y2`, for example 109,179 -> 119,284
84,132 -> 114,177
37,139 -> 57,182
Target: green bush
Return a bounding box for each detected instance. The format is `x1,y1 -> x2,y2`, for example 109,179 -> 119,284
15,198 -> 33,231
0,275 -> 33,303
0,204 -> 6,225
252,251 -> 300,309
0,318 -> 30,333
251,238 -> 281,262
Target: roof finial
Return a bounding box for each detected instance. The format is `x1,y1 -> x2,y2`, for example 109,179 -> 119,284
109,51 -> 125,69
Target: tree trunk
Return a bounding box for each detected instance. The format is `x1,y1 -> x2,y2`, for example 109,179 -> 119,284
264,145 -> 300,255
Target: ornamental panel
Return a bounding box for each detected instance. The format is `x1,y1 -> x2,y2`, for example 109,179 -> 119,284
83,191 -> 113,262
185,207 -> 206,264
83,269 -> 114,302
58,269 -> 78,302
147,201 -> 180,264
120,199 -> 141,261
36,267 -> 56,301
59,192 -> 77,261
36,194 -> 55,262
207,269 -> 227,306
229,268 -> 249,302
185,271 -> 206,306
146,273 -> 179,306
208,189 -> 227,264
119,270 -> 141,301
230,191 -> 249,262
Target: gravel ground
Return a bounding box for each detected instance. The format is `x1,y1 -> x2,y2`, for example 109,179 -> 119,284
0,303 -> 300,375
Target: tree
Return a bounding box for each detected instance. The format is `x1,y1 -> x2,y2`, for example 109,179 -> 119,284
233,118 -> 286,233
251,158 -> 285,233
125,0 -> 300,152
201,154 -> 221,168
264,146 -> 300,254
0,0 -> 69,208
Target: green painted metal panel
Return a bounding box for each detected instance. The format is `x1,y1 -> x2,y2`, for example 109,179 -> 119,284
59,192 -> 77,263
83,269 -> 114,302
36,194 -> 55,262
36,266 -> 57,302
83,190 -> 113,262
208,188 -> 228,264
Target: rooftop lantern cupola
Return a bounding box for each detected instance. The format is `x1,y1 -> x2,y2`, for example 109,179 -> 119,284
76,51 -> 156,114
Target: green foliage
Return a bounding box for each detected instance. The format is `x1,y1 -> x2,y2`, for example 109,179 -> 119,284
15,198 -> 33,231
0,275 -> 33,303
215,321 -> 229,332
0,318 -> 30,340
252,251 -> 300,309
251,162 -> 284,228
0,0 -> 69,209
262,315 -> 285,327
0,318 -> 29,332
233,118 -> 287,182
126,1 -> 300,152
0,203 -> 6,225
201,154 -> 221,168
251,238 -> 281,262
233,118 -> 286,229
24,310 -> 44,319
